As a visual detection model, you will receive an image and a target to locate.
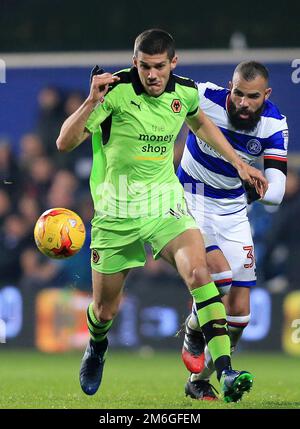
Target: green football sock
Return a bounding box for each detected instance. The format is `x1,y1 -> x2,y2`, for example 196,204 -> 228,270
86,302 -> 113,342
191,282 -> 231,378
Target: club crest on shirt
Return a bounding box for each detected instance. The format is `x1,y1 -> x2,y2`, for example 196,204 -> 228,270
171,99 -> 182,113
92,249 -> 100,264
246,139 -> 262,155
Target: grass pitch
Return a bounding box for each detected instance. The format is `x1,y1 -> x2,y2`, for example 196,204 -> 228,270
0,349 -> 299,409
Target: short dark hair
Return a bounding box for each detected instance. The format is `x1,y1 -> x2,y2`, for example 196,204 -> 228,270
134,29 -> 175,61
234,61 -> 269,83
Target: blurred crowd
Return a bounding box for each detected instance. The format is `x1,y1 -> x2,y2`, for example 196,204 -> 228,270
0,85 -> 299,294
0,87 -> 94,291
249,168 -> 300,293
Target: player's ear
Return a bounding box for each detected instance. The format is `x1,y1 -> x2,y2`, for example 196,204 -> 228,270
265,87 -> 272,100
133,56 -> 137,67
170,55 -> 178,70
228,80 -> 233,90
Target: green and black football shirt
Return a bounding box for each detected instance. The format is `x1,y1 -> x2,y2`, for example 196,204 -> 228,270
86,67 -> 199,218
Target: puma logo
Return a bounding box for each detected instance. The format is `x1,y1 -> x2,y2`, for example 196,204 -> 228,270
131,100 -> 141,110
212,323 -> 227,329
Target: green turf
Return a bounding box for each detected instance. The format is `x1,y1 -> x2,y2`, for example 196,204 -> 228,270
0,349 -> 299,409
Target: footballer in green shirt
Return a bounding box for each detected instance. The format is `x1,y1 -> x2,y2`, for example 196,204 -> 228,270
57,28 -> 267,402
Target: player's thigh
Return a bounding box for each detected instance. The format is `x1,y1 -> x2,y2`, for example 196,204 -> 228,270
160,227 -> 210,285
206,248 -> 231,274
92,268 -> 129,306
144,209 -> 202,267
179,197 -> 231,285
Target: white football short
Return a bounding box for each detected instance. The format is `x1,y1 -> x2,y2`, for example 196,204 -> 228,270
185,192 -> 256,287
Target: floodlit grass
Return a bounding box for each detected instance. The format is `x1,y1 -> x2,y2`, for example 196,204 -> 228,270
0,349 -> 299,409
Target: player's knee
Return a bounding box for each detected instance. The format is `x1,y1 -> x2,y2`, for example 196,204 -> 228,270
187,267 -> 211,289
93,302 -> 118,321
211,270 -> 233,297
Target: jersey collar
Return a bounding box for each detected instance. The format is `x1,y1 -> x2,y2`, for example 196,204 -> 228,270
130,67 -> 176,95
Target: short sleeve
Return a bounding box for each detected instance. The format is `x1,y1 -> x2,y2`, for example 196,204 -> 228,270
85,97 -> 114,133
264,119 -> 288,161
186,88 -> 200,118
263,119 -> 288,174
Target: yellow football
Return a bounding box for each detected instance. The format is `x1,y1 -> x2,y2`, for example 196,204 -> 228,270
34,208 -> 86,259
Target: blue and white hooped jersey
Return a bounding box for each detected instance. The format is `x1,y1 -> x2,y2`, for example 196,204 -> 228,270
177,81 -> 288,214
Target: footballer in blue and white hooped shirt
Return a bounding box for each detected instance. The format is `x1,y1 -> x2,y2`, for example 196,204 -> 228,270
179,61 -> 288,397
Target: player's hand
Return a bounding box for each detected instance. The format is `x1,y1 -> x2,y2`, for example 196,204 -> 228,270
236,162 -> 268,199
242,180 -> 261,204
88,73 -> 120,104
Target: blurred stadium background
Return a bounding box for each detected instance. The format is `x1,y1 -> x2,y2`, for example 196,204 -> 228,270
0,0 -> 300,408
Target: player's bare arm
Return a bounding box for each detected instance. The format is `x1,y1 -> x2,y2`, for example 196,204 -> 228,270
185,109 -> 268,198
56,73 -> 120,152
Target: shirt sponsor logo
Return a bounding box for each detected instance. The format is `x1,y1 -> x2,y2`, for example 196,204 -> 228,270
282,130 -> 289,150
138,134 -> 174,157
139,134 -> 174,143
141,144 -> 167,155
246,139 -> 262,155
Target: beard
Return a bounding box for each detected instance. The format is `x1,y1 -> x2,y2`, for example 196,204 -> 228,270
227,98 -> 265,132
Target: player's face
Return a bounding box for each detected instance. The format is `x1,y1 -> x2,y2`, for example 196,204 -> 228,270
228,74 -> 272,131
133,51 -> 177,97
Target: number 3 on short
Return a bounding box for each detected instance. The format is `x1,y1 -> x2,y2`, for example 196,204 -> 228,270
243,245 -> 255,269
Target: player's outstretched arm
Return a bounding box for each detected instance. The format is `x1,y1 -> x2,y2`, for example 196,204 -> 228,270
56,73 -> 119,152
185,109 -> 268,198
